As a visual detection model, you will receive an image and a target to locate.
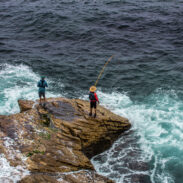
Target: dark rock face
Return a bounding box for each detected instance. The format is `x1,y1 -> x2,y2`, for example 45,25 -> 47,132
0,98 -> 131,182
92,130 -> 151,183
44,101 -> 76,121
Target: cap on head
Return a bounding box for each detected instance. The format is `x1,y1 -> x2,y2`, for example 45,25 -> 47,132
41,76 -> 45,79
90,86 -> 97,92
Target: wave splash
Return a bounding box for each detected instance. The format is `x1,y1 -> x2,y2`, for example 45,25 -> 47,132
0,64 -> 61,182
0,64 -> 183,183
0,64 -> 59,115
90,90 -> 183,183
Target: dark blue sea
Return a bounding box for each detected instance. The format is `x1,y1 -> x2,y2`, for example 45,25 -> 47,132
0,0 -> 183,182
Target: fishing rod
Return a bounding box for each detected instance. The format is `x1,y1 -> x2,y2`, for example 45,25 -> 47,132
94,55 -> 114,87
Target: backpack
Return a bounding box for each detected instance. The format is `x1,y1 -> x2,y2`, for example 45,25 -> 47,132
40,80 -> 46,88
89,92 -> 96,101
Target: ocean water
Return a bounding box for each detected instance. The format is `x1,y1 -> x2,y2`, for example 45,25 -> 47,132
91,90 -> 183,183
0,0 -> 183,182
0,64 -> 59,114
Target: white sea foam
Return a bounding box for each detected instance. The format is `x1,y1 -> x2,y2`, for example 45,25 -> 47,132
89,89 -> 182,183
0,64 -> 61,182
0,64 -> 60,115
0,64 -> 182,182
0,154 -> 29,183
0,135 -> 29,183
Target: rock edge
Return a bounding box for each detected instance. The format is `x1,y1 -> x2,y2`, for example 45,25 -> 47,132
0,98 -> 131,183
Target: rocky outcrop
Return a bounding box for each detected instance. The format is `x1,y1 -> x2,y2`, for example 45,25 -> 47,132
18,99 -> 34,113
0,98 -> 131,182
19,170 -> 114,183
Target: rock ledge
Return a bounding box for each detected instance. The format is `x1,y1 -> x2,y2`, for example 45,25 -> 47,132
0,98 -> 131,182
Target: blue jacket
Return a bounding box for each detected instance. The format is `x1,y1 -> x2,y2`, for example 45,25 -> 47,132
37,80 -> 48,93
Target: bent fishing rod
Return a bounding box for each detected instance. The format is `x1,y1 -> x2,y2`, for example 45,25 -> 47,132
94,55 -> 114,87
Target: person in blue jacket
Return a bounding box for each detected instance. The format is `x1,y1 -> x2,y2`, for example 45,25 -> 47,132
37,76 -> 48,104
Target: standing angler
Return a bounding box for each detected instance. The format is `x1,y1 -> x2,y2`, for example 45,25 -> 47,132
89,86 -> 99,118
88,56 -> 113,117
37,76 -> 48,104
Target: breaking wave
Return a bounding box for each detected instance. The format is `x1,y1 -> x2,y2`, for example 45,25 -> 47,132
0,64 -> 60,115
90,90 -> 183,183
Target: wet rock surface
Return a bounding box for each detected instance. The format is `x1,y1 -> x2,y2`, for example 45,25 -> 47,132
92,130 -> 151,183
19,170 -> 114,183
0,98 -> 131,182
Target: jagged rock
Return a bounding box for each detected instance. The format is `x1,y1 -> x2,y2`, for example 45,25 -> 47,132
20,170 -> 114,183
18,100 -> 34,112
0,98 -> 131,182
58,170 -> 114,183
19,174 -> 59,183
